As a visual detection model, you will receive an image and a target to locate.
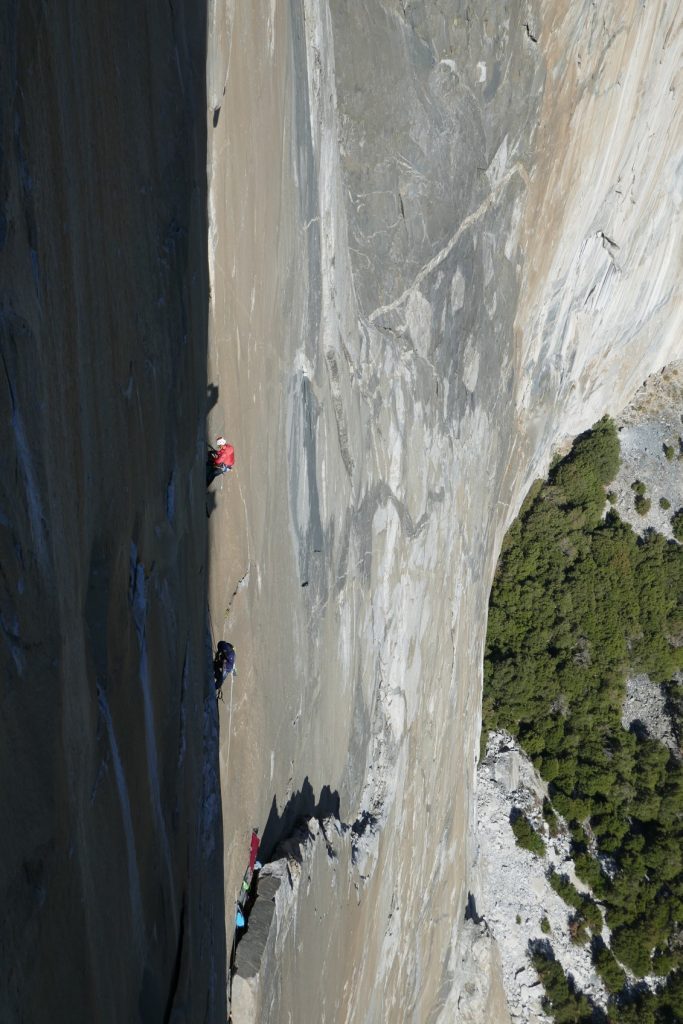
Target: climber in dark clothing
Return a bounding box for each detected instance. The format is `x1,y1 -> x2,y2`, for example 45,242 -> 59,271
214,640 -> 236,691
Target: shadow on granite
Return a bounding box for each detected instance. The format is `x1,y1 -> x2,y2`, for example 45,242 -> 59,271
260,776 -> 340,863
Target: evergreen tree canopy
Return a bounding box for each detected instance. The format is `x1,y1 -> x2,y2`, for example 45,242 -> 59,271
483,417 -> 683,1020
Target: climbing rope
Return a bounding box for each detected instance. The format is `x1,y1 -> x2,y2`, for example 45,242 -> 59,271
225,673 -> 234,781
207,601 -> 217,652
209,599 -> 240,1010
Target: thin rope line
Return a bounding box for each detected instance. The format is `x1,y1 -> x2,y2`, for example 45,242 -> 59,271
207,601 -> 217,651
226,675 -> 237,1018
213,606 -> 238,1013
225,676 -> 234,788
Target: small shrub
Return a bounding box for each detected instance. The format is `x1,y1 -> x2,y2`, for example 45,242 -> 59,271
634,494 -> 651,515
581,898 -> 603,933
592,938 -> 627,993
531,949 -> 594,1019
548,869 -> 583,911
540,916 -> 551,934
610,924 -> 653,977
569,914 -> 590,945
542,798 -> 559,838
570,823 -> 590,853
652,948 -> 676,974
663,443 -> 675,460
631,480 -> 646,495
510,811 -> 546,857
540,755 -> 560,781
607,490 -> 617,505
550,792 -> 574,820
516,914 -> 522,925
660,497 -> 671,510
672,508 -> 683,542
573,852 -> 606,893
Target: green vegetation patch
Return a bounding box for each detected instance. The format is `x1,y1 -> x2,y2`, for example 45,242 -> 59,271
672,508 -> 683,543
635,494 -> 651,515
592,937 -> 627,994
510,810 -> 546,857
533,952 -> 683,1024
548,869 -> 584,911
531,948 -> 595,1023
482,416 -> 683,1015
543,797 -> 560,837
548,869 -> 603,936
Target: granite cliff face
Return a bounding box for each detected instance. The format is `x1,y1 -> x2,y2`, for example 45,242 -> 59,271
209,1 -> 681,1021
0,4 -> 223,1022
1,0 -> 680,1021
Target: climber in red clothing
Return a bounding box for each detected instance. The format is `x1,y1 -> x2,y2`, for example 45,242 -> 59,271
249,830 -> 262,872
212,436 -> 235,469
207,436 -> 235,483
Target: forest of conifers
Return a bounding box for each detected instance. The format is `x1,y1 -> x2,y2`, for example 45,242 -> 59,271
482,416 -> 683,1023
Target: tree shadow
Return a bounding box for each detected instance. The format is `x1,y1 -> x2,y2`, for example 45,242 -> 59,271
509,805 -> 523,825
628,718 -> 650,742
528,936 -> 554,959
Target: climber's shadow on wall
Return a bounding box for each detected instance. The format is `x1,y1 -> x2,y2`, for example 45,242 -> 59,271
205,490 -> 218,518
259,777 -> 340,863
206,382 -> 219,412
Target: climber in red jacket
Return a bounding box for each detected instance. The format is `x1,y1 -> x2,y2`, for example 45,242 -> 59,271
207,436 -> 235,483
212,436 -> 234,469
249,830 -> 261,872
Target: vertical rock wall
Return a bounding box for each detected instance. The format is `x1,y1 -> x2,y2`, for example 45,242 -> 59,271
0,0 -> 679,1020
208,1 -> 681,1021
0,4 -> 224,1022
